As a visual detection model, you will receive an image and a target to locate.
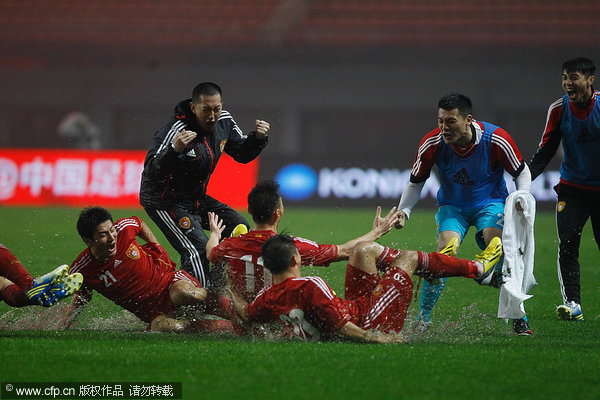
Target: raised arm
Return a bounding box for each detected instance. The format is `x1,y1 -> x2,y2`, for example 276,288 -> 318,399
223,117 -> 270,163
206,212 -> 226,262
335,206 -> 400,259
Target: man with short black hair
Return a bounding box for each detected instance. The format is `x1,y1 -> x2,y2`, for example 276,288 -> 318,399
63,206 -> 233,334
207,180 -> 400,303
395,92 -> 532,335
140,82 -> 270,287
529,57 -> 600,321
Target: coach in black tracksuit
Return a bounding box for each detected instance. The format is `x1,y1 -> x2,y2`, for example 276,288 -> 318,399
140,82 -> 270,287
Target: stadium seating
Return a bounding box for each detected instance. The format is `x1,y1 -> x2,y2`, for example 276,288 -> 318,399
0,0 -> 598,48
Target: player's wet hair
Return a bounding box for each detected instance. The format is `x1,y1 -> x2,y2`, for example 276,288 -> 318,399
192,82 -> 222,103
562,57 -> 596,78
77,206 -> 113,239
261,235 -> 297,275
438,93 -> 473,118
248,180 -> 282,224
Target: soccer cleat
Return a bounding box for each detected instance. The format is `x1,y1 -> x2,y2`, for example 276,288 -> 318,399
473,237 -> 503,285
33,264 -> 70,288
489,269 -> 505,288
513,318 -> 532,336
231,224 -> 248,237
41,272 -> 84,307
556,301 -> 584,321
26,264 -> 70,305
439,237 -> 458,256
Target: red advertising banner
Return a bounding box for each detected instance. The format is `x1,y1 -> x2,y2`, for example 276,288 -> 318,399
0,149 -> 258,209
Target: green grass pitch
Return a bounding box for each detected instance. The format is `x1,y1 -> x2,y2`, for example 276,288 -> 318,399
1,206 -> 599,400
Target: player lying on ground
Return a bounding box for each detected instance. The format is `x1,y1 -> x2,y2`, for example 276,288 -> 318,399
62,206 -> 233,333
0,243 -> 82,308
207,179 -> 401,303
226,234 -> 503,343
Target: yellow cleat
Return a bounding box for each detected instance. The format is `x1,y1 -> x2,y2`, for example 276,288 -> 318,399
474,237 -> 503,285
231,224 -> 248,237
439,237 -> 459,256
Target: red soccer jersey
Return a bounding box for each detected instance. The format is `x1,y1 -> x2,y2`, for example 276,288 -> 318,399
69,216 -> 178,322
210,230 -> 338,302
410,120 -> 524,182
246,276 -> 357,342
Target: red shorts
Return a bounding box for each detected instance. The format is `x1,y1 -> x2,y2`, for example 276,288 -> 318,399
140,270 -> 202,325
345,264 -> 413,333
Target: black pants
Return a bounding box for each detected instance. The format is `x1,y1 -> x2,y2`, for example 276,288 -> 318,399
555,184 -> 600,305
144,194 -> 249,287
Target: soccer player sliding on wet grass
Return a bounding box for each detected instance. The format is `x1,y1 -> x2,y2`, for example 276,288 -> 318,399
225,234 -> 502,343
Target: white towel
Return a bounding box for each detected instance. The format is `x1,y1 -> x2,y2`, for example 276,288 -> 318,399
498,190 -> 537,320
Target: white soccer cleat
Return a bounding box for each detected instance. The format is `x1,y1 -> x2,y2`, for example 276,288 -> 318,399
557,301 -> 584,321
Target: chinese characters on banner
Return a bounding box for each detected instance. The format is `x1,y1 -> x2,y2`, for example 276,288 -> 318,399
0,149 -> 258,208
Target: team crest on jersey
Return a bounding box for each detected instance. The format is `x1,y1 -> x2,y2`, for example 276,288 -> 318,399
373,284 -> 384,297
557,201 -> 566,212
178,217 -> 191,229
126,244 -> 140,260
220,139 -> 227,152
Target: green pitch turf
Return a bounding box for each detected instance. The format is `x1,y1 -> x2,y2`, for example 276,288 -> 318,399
1,206 -> 599,400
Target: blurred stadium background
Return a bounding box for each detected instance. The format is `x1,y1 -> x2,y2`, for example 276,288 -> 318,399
1,0 -> 599,209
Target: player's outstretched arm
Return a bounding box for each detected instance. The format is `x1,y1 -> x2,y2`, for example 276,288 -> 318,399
395,210 -> 407,229
61,288 -> 92,330
206,212 -> 226,262
395,180 -> 426,229
338,321 -> 406,343
371,206 -> 401,237
335,206 -> 400,259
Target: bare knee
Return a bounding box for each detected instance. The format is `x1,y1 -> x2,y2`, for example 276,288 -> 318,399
391,250 -> 418,275
169,280 -> 207,307
349,241 -> 384,265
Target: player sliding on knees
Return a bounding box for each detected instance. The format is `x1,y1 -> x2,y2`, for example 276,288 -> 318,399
207,180 -> 402,306
61,206 -> 234,334
226,234 -> 503,343
0,244 -> 82,308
